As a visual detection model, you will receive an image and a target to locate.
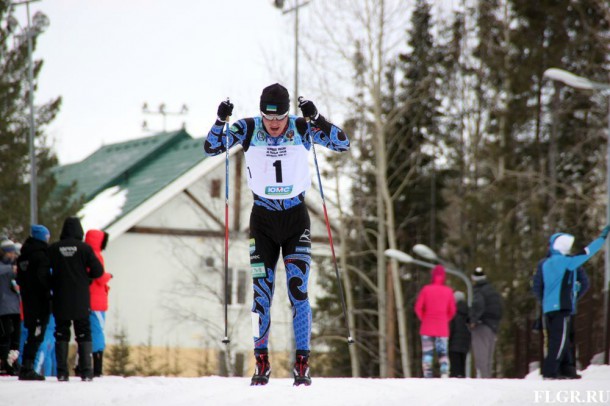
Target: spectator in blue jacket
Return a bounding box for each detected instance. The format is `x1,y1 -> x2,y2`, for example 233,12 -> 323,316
533,226 -> 609,379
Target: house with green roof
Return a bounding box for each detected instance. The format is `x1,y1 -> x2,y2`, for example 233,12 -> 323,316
53,129 -> 335,377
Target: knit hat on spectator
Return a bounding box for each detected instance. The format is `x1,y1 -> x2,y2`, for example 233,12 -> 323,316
260,83 -> 290,115
472,266 -> 486,282
0,239 -> 16,253
31,224 -> 51,242
454,290 -> 466,302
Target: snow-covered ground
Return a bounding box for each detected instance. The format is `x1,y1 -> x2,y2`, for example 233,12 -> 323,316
2,366 -> 610,406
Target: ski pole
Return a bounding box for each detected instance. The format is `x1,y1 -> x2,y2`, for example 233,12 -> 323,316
302,101 -> 354,345
222,98 -> 231,345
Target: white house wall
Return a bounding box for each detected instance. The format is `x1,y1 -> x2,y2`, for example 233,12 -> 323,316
104,152 -> 332,360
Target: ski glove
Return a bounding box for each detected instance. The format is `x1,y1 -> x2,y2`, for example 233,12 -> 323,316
298,98 -> 319,122
217,100 -> 234,122
600,225 -> 610,239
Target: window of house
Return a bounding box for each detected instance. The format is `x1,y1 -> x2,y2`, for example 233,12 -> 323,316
211,179 -> 221,198
226,268 -> 248,305
218,351 -> 245,377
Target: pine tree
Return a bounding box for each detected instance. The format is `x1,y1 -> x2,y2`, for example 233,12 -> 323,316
134,326 -> 161,376
106,325 -> 135,377
0,2 -> 82,241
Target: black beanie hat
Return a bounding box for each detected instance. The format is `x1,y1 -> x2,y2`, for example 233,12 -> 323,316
260,83 -> 290,115
472,266 -> 486,281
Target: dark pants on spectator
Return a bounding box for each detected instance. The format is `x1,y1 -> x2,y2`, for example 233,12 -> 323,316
22,316 -> 49,363
471,324 -> 496,378
542,310 -> 572,378
55,317 -> 92,378
449,351 -> 467,377
0,314 -> 22,373
54,318 -> 91,343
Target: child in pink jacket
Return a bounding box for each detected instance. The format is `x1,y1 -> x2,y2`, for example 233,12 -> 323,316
414,265 -> 457,378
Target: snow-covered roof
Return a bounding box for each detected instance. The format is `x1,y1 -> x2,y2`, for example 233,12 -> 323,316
54,129 -> 215,236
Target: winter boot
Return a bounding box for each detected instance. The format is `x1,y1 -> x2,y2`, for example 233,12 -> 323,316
559,366 -> 582,380
78,341 -> 94,381
93,351 -> 104,377
18,359 -> 45,381
293,351 -> 311,386
250,351 -> 271,386
55,341 -> 70,381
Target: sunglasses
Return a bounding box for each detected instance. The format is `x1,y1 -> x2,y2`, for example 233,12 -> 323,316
261,111 -> 289,121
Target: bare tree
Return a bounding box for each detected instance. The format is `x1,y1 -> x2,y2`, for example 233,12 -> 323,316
299,0 -> 411,377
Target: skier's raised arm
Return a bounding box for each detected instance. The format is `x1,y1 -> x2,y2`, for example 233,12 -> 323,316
203,100 -> 252,156
295,98 -> 350,152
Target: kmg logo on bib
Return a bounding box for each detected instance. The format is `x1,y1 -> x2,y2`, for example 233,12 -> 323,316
265,185 -> 293,195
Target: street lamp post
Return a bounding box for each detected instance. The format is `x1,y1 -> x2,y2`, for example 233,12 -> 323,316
272,0 -> 311,114
543,68 -> 610,364
142,102 -> 189,132
10,0 -> 44,225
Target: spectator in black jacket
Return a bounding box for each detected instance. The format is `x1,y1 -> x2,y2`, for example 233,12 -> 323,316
48,217 -> 103,381
449,291 -> 471,378
16,225 -> 52,381
469,267 -> 503,378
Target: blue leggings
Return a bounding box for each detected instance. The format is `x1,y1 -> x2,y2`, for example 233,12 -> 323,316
249,203 -> 312,352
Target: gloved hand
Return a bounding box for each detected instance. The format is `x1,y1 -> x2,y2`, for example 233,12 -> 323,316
10,280 -> 20,295
217,99 -> 234,122
601,225 -> 610,239
298,97 -> 319,121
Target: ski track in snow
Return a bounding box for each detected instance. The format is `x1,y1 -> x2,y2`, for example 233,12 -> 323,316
3,366 -> 610,406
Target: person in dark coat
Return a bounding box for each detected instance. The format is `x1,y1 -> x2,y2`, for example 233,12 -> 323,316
0,240 -> 21,376
470,267 -> 503,378
48,217 -> 103,381
16,225 -> 52,381
449,291 -> 471,378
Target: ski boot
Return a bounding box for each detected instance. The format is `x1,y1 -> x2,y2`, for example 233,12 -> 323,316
293,351 -> 311,386
250,351 -> 271,386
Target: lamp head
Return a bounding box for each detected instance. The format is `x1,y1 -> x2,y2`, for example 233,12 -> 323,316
384,249 -> 413,264
543,68 -> 610,91
413,244 -> 438,261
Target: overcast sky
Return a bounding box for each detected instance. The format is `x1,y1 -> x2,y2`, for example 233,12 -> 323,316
19,0 -> 299,164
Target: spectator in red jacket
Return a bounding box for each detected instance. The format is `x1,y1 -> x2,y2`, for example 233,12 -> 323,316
414,265 -> 457,378
84,229 -> 112,378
